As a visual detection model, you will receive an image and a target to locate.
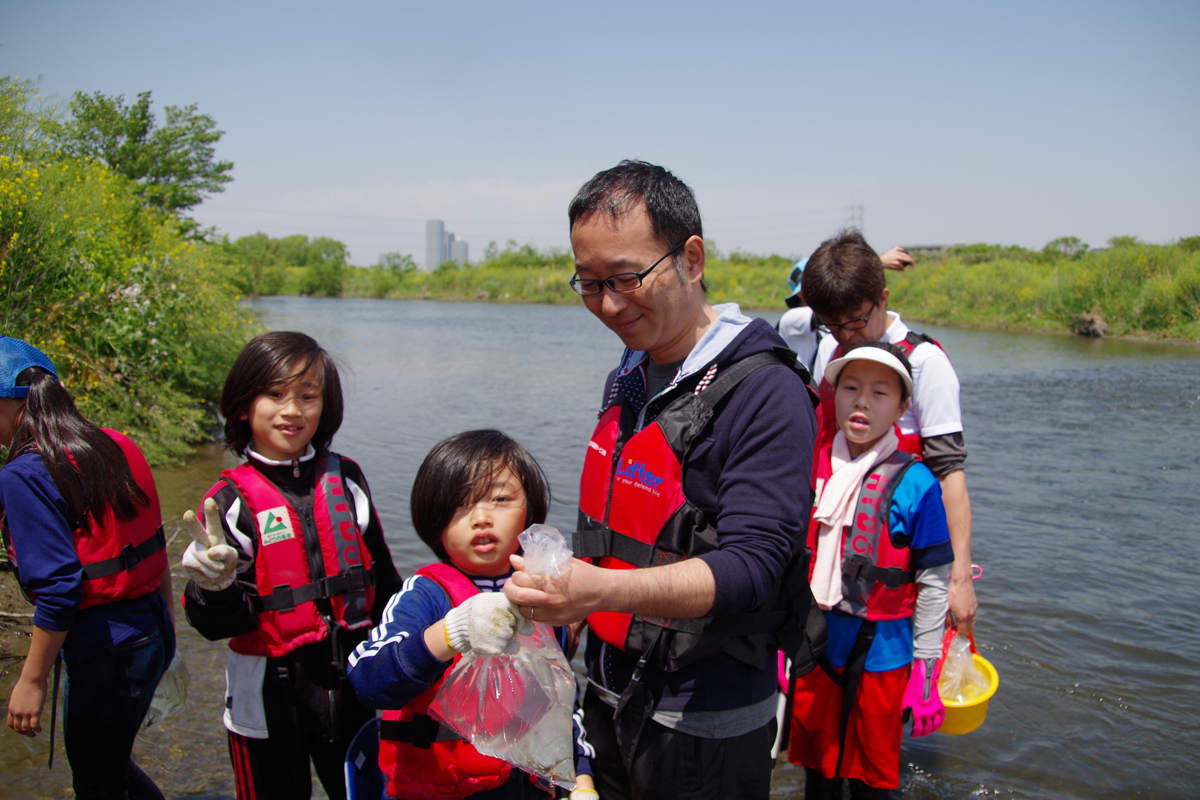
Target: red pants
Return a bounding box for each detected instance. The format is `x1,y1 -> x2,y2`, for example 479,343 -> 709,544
787,663 -> 909,789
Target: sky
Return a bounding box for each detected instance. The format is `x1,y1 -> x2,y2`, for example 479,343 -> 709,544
4,1 -> 1198,266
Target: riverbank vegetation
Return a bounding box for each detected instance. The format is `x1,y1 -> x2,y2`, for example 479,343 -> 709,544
232,232 -> 1200,341
1,77 -> 255,464
889,237 -> 1200,341
231,234 -> 799,306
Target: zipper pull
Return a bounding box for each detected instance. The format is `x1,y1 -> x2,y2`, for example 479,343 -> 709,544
292,459 -> 300,478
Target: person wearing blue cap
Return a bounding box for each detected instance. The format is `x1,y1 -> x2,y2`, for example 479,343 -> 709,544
778,258 -> 824,377
0,337 -> 174,800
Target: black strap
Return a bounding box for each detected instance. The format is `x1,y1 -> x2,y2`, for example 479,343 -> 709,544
48,655 -> 62,769
820,619 -> 876,777
252,563 -> 375,613
613,625 -> 665,771
573,528 -> 682,569
779,670 -> 799,758
641,609 -> 790,637
79,525 -> 166,580
695,351 -> 786,412
842,557 -> 916,589
379,714 -> 460,749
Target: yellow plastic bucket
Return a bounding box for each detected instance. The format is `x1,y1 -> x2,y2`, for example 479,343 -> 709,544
939,653 -> 999,735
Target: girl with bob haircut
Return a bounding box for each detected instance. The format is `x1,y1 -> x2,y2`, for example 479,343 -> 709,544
409,428 -> 551,563
348,430 -> 597,800
181,331 -> 401,800
0,337 -> 175,799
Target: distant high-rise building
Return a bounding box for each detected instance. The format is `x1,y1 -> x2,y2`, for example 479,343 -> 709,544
449,238 -> 468,266
425,220 -> 469,270
425,220 -> 446,271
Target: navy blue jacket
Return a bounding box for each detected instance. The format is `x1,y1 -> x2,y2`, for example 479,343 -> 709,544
587,312 -> 818,714
0,451 -> 167,664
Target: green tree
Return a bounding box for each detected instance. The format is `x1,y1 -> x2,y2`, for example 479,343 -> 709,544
1043,236 -> 1089,260
0,77 -> 44,156
226,232 -> 286,296
299,236 -> 347,296
45,90 -> 233,214
1107,235 -> 1141,249
310,236 -> 348,266
379,251 -> 416,272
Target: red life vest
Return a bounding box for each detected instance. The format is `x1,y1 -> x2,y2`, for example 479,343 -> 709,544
807,444 -> 919,620
576,349 -> 815,672
216,455 -> 375,658
815,331 -> 944,461
378,563 -> 512,800
1,429 -> 166,610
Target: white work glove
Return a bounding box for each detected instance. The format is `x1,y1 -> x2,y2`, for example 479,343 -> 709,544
181,498 -> 239,592
570,789 -> 600,800
444,592 -> 534,655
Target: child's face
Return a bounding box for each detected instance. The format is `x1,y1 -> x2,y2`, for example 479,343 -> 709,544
241,363 -> 324,462
440,465 -> 527,577
834,359 -> 910,458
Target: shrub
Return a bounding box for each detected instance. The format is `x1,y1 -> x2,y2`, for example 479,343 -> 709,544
1,78 -> 255,463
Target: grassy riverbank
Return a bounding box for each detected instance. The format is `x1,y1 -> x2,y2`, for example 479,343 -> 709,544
274,246 -> 800,308
887,239 -> 1200,341
281,239 -> 1200,342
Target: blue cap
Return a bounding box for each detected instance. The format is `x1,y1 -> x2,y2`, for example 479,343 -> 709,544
786,258 -> 809,299
0,337 -> 58,398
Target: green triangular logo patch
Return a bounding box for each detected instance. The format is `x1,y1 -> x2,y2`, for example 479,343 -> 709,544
257,506 -> 296,545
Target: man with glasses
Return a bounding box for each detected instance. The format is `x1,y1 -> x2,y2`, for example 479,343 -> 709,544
505,160 -> 819,800
802,229 -> 978,635
779,249 -> 914,381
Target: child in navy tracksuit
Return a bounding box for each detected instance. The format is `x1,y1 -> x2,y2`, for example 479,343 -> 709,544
348,430 -> 596,800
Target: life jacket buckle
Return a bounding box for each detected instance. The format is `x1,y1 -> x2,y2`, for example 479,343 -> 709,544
120,543 -> 139,570
319,574 -> 347,597
843,554 -> 868,582
881,567 -> 906,589
269,584 -> 295,612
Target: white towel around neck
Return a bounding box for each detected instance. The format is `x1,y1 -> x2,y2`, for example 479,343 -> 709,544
809,428 -> 899,609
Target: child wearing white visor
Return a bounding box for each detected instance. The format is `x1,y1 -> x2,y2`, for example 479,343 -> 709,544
787,342 -> 954,798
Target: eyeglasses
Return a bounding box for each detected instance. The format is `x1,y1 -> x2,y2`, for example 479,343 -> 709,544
819,302 -> 878,333
569,241 -> 686,296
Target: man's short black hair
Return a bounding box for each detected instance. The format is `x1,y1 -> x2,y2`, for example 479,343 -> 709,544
801,229 -> 887,320
569,160 -> 703,254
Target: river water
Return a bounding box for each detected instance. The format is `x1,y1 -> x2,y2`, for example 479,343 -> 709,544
2,296 -> 1197,799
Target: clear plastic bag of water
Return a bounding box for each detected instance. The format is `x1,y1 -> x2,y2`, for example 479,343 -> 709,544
938,634 -> 989,704
142,652 -> 189,730
428,525 -> 578,789
429,622 -> 577,790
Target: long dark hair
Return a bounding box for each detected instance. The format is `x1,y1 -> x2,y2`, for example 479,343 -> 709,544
410,430 -> 550,563
220,332 -> 344,456
5,368 -> 149,525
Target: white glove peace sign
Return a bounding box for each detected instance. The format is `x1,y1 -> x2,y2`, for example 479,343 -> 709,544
181,498 -> 239,592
